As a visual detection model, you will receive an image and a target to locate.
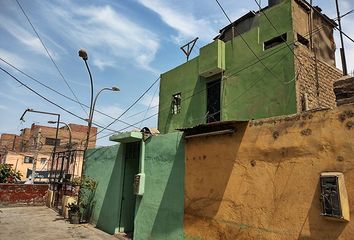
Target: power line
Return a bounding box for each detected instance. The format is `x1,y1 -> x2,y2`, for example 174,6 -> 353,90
0,66 -> 119,134
139,83 -> 159,129
253,0 -> 303,65
0,57 -> 140,130
96,23 -> 334,141
90,77 -> 160,140
214,0 -> 283,83
15,0 -> 87,116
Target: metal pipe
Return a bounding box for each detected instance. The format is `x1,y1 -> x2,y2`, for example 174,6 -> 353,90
335,0 -> 348,75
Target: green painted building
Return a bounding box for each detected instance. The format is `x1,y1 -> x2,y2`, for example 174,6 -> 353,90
82,0 -> 339,239
84,132 -> 185,239
158,0 -> 338,134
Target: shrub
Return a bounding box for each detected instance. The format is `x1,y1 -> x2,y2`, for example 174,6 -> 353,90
0,164 -> 22,183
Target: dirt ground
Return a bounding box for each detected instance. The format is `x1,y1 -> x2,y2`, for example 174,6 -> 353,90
0,206 -> 117,240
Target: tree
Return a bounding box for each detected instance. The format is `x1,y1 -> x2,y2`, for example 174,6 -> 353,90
0,164 -> 22,183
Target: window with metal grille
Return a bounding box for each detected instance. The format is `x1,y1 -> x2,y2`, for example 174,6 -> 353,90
171,93 -> 182,115
320,176 -> 341,218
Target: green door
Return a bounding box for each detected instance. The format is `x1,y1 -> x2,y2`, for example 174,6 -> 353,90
119,142 -> 140,234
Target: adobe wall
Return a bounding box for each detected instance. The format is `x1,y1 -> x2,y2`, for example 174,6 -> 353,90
0,184 -> 48,207
184,104 -> 354,240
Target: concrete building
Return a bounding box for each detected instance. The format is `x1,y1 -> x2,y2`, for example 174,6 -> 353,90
0,123 -> 97,181
158,0 -> 341,134
80,0 -> 354,239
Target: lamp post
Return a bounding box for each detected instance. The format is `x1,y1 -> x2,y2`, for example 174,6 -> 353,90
20,108 -> 60,184
48,121 -> 72,150
78,49 -> 119,208
78,49 -> 94,152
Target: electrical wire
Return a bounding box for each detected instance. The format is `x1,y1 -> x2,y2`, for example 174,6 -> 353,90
88,77 -> 160,140
0,66 -> 119,134
15,0 -> 87,117
215,0 -> 283,83
95,23 -> 334,141
0,57 -> 140,129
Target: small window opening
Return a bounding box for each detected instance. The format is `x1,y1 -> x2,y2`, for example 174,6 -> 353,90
40,158 -> 47,164
297,33 -> 309,47
264,33 -> 287,50
45,137 -> 60,146
171,93 -> 181,115
24,156 -> 34,163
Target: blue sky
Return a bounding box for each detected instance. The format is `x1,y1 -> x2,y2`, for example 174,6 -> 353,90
0,0 -> 353,146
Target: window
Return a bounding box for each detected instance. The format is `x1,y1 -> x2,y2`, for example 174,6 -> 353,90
264,33 -> 287,50
171,93 -> 182,115
206,80 -> 221,123
40,158 -> 47,164
45,138 -> 60,146
297,33 -> 309,48
320,172 -> 350,221
24,156 -> 34,164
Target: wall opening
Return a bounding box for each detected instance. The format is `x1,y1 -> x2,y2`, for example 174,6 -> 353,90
297,33 -> 309,48
118,142 -> 140,236
171,93 -> 182,115
206,79 -> 221,123
264,33 -> 287,50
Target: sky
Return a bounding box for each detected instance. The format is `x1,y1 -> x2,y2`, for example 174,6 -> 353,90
0,0 -> 353,146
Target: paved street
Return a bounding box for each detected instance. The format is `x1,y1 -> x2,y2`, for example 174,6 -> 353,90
0,206 -> 117,240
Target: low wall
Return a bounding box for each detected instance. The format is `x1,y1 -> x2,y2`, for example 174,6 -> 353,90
0,184 -> 48,207
184,104 -> 354,240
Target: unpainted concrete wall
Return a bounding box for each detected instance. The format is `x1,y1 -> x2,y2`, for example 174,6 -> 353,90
0,184 -> 48,207
184,104 -> 354,240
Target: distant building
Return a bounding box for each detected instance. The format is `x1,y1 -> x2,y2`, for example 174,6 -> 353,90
158,0 -> 342,134
0,123 -> 97,181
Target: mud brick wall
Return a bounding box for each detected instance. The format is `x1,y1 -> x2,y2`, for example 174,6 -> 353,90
295,45 -> 342,111
0,184 -> 48,207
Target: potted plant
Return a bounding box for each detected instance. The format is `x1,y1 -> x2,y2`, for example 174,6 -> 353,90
66,202 -> 81,224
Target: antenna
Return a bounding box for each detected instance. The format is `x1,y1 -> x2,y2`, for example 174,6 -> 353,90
180,37 -> 199,61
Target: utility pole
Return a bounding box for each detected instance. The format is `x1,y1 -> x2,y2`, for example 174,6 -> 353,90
335,0 -> 348,76
31,128 -> 41,183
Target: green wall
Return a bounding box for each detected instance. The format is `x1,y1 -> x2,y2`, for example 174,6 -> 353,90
84,145 -> 124,234
134,132 -> 185,240
158,0 -> 296,133
84,132 -> 185,239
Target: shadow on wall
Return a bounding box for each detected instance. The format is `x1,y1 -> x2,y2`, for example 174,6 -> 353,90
298,181 -> 348,240
185,122 -> 248,220
96,146 -> 124,234
150,138 -> 185,239
134,132 -> 185,240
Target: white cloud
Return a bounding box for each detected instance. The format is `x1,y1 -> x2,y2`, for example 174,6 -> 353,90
0,49 -> 27,70
0,104 -> 8,110
137,0 -> 217,43
42,2 -> 160,72
93,105 -> 124,126
140,93 -> 159,108
0,15 -> 60,60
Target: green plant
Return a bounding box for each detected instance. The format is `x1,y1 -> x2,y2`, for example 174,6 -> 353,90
66,202 -> 80,214
0,164 -> 22,183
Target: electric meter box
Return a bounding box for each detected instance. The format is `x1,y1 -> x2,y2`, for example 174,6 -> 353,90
134,173 -> 145,196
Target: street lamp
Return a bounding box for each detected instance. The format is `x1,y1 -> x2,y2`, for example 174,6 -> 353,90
48,121 -> 72,149
19,108 -> 60,184
78,49 -> 119,151
78,48 -> 94,152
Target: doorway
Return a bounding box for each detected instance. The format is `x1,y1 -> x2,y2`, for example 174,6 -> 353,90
118,142 -> 140,237
206,79 -> 221,123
